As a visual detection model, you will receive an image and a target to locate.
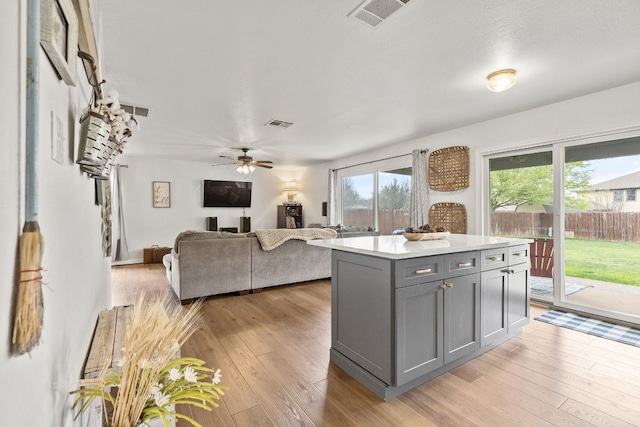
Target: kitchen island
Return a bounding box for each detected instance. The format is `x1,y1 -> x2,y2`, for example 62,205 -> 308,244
307,234 -> 532,400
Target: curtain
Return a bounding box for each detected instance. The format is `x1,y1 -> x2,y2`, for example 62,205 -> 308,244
111,165 -> 130,261
327,168 -> 338,226
410,149 -> 429,228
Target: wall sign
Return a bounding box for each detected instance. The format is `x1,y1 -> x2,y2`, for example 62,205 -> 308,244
152,181 -> 171,208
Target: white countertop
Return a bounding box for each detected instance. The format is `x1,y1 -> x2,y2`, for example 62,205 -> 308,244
307,234 -> 531,260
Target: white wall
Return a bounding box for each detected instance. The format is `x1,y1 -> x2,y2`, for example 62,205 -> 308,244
0,3 -> 111,426
115,155 -> 305,263
120,82 -> 640,245
305,81 -> 640,235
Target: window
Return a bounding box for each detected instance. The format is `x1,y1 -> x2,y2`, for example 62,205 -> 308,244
627,188 -> 637,201
614,190 -> 624,202
337,157 -> 411,234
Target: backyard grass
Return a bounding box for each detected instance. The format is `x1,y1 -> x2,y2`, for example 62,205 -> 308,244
565,239 -> 640,286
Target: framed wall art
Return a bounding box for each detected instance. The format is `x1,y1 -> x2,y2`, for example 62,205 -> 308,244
41,0 -> 79,86
153,181 -> 171,208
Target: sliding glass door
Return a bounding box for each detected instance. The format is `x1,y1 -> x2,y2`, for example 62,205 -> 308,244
488,149 -> 555,302
487,135 -> 640,325
557,138 -> 640,322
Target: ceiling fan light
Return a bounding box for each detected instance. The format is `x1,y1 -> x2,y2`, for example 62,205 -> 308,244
235,163 -> 253,174
486,69 -> 517,92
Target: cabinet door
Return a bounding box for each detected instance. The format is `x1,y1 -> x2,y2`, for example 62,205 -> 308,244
396,281 -> 444,385
332,252 -> 392,385
480,269 -> 508,347
443,273 -> 480,364
508,262 -> 530,331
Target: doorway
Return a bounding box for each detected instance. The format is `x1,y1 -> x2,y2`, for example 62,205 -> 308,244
557,138 -> 640,322
487,136 -> 640,325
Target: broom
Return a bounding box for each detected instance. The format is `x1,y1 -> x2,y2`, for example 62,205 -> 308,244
12,0 -> 44,355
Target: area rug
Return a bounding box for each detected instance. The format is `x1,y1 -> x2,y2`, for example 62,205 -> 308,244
535,310 -> 640,347
530,276 -> 586,298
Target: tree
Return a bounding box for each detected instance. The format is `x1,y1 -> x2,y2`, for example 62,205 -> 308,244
342,177 -> 362,209
379,178 -> 410,210
490,162 -> 592,211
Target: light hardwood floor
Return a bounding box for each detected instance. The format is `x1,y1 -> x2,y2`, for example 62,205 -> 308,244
112,264 -> 640,427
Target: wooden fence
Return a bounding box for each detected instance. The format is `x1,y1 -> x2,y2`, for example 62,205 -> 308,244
491,211 -> 640,242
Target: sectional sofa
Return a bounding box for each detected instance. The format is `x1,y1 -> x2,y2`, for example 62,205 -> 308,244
167,230 -> 335,302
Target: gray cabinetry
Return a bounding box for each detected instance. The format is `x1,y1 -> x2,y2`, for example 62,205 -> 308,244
508,261 -> 530,331
480,267 -> 508,346
395,279 -> 443,385
332,252 -> 392,384
327,238 -> 530,400
395,252 -> 480,385
443,272 -> 480,364
480,245 -> 529,346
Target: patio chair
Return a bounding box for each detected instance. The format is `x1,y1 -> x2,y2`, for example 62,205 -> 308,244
529,238 -> 554,278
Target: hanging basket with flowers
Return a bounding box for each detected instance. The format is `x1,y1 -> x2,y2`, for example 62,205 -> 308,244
77,90 -> 137,179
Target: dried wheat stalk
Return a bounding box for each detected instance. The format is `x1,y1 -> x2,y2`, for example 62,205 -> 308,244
110,294 -> 203,426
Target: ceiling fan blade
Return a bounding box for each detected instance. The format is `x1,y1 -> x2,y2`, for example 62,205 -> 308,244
254,163 -> 273,169
253,160 -> 273,164
219,155 -> 237,160
211,161 -> 236,167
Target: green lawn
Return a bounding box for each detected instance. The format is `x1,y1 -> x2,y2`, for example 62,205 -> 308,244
565,239 -> 640,286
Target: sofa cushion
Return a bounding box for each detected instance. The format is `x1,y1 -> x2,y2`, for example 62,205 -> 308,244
173,230 -> 244,252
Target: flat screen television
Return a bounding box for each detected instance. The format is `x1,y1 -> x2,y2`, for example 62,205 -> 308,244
203,180 -> 252,207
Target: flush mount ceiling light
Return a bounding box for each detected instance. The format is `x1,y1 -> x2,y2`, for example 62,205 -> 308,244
486,69 -> 517,92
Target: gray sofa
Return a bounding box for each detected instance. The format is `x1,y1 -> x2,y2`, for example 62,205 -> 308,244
168,231 -> 332,302
308,223 -> 380,239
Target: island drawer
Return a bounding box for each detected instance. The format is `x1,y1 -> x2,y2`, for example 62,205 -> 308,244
395,256 -> 445,288
444,251 -> 480,278
509,245 -> 529,265
480,248 -> 508,272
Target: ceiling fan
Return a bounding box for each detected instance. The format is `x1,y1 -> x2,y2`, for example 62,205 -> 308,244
214,148 -> 273,174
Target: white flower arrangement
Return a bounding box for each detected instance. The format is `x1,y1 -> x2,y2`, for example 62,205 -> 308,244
91,90 -> 138,152
71,296 -> 226,427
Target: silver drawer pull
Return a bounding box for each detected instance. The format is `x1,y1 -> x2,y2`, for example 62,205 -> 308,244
512,252 -> 525,257
446,283 -> 453,288
439,284 -> 446,289
415,268 -> 432,274
458,262 -> 472,268
487,256 -> 502,261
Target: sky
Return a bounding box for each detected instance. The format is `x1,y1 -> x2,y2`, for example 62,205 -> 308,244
588,155 -> 640,184
348,172 -> 409,199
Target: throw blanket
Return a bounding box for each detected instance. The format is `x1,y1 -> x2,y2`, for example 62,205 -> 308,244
255,228 -> 337,251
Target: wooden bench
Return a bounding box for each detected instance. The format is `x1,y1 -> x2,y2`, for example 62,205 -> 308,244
81,305 -> 178,427
81,305 -> 133,427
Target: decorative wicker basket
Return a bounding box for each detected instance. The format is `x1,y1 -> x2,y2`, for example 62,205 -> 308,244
428,146 -> 470,191
429,202 -> 467,234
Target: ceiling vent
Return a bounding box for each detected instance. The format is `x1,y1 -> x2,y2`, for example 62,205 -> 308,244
121,103 -> 152,118
349,0 -> 411,27
265,119 -> 294,129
